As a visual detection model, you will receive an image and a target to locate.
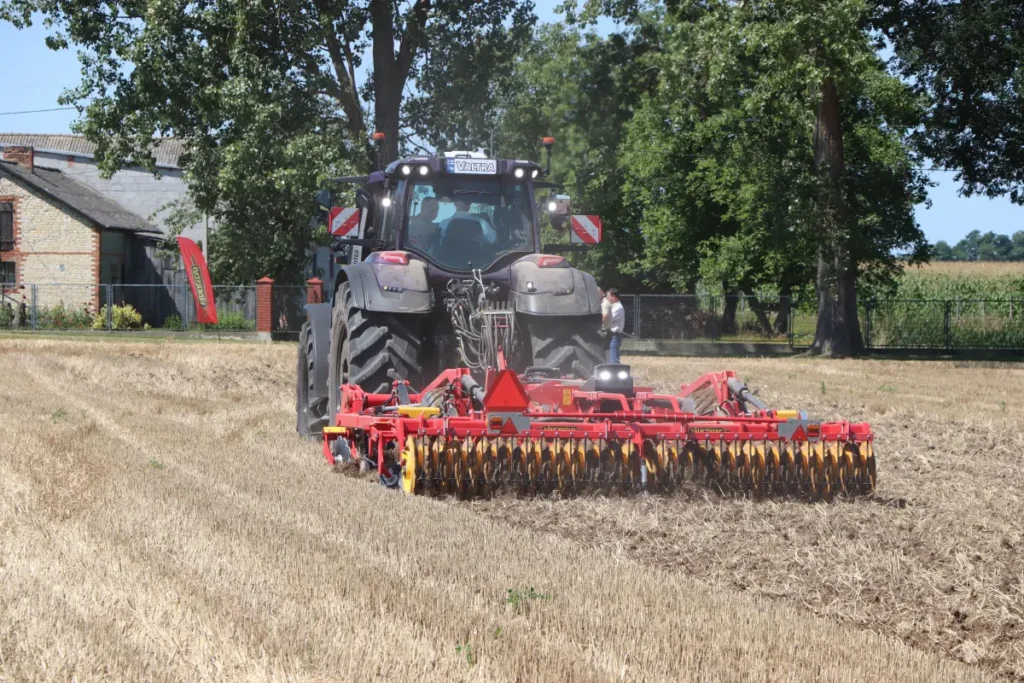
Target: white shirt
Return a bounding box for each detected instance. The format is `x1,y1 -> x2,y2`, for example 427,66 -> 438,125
440,211 -> 497,244
609,301 -> 625,334
601,297 -> 611,330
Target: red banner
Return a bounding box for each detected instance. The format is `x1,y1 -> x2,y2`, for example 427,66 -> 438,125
177,237 -> 218,325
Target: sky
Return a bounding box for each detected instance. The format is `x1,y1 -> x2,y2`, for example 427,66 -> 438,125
1,1 -> 1022,247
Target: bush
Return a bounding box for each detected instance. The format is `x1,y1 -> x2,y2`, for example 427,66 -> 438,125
193,310 -> 255,331
163,314 -> 183,330
39,303 -> 93,329
0,304 -> 12,328
92,303 -> 144,330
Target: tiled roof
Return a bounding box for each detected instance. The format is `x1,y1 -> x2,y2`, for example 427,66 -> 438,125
0,160 -> 156,233
0,134 -> 184,168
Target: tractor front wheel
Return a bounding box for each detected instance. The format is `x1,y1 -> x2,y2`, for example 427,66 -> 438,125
296,321 -> 328,438
328,282 -> 424,424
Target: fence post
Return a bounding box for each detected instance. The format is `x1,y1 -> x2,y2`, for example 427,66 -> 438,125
181,285 -> 190,331
787,296 -> 794,347
105,285 -> 113,331
30,284 -> 37,330
256,277 -> 275,339
864,299 -> 872,349
634,295 -> 641,340
943,300 -> 952,350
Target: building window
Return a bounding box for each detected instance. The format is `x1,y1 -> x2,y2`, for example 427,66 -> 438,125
1,261 -> 14,288
0,202 -> 13,252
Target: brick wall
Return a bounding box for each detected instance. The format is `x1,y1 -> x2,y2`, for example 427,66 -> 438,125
0,175 -> 99,310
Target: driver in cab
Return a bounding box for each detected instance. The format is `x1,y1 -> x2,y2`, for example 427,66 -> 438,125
407,197 -> 441,252
439,197 -> 497,245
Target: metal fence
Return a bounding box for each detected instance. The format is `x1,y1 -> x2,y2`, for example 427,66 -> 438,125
3,284 -> 1024,351
0,283 -> 307,332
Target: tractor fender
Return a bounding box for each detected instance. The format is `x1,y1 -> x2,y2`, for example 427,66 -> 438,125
509,254 -> 602,316
304,302 -> 332,402
332,258 -> 432,314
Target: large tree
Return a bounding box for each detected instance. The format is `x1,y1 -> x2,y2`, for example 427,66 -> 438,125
570,0 -> 929,354
494,21 -> 660,290
1,0 -> 535,283
875,0 -> 1024,204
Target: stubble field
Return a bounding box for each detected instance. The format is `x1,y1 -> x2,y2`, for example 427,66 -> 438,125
0,337 -> 1021,681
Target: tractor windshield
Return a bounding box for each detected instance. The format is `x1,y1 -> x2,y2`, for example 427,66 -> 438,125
403,177 -> 534,270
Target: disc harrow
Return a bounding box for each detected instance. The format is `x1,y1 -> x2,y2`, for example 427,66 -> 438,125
322,365 -> 875,501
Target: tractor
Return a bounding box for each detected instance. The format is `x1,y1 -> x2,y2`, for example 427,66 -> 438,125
297,141 -> 606,437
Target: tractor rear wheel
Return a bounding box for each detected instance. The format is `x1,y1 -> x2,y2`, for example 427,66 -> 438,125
296,321 -> 328,438
328,282 -> 424,424
526,314 -> 606,379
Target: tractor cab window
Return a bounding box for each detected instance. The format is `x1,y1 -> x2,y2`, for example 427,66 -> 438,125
404,177 -> 533,271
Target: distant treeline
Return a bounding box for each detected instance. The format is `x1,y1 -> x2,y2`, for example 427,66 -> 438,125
932,231 -> 1024,262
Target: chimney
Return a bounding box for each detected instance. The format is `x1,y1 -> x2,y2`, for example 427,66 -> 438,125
2,146 -> 34,173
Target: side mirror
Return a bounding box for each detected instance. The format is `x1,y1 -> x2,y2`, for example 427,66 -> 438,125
544,193 -> 571,229
315,189 -> 335,214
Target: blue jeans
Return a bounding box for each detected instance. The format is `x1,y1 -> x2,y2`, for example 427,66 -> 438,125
608,333 -> 623,364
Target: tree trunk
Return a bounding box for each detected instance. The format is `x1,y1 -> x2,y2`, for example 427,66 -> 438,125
720,285 -> 739,335
809,77 -> 862,356
774,286 -> 792,336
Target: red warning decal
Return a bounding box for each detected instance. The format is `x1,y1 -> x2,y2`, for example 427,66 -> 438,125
482,370 -> 530,412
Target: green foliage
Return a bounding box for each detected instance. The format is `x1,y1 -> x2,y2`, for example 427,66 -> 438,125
619,0 -> 928,300
51,408 -> 67,422
39,303 -> 93,329
896,269 -> 1024,300
0,303 -> 13,328
931,231 -> 1024,262
92,304 -> 144,331
876,0 -> 1024,203
495,21 -> 658,290
163,314 -> 183,330
454,643 -> 475,666
505,586 -> 550,612
149,459 -> 165,470
193,311 -> 255,331
0,0 -> 535,285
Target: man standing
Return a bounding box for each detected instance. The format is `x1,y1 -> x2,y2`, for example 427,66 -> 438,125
606,288 -> 625,363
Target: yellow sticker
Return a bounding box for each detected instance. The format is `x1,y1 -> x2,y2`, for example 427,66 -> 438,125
562,388 -> 573,406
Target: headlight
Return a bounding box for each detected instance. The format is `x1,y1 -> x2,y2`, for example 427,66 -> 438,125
617,370 -> 629,380
382,197 -> 392,207
599,370 -> 612,381
401,164 -> 412,176
418,165 -> 429,176
547,201 -> 557,212
531,169 -> 539,178
514,167 -> 525,178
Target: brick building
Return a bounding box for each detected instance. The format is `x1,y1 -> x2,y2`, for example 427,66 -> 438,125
0,146 -> 162,310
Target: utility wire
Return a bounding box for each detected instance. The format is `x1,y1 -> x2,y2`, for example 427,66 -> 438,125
0,107 -> 76,116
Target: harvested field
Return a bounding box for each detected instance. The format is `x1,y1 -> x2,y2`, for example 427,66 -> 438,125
0,338 -> 1019,681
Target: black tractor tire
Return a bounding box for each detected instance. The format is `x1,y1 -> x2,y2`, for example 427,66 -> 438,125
296,321 -> 328,438
526,314 -> 606,379
328,282 -> 424,424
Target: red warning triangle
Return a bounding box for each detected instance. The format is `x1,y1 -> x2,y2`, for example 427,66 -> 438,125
499,418 -> 520,436
482,370 -> 530,412
790,425 -> 807,441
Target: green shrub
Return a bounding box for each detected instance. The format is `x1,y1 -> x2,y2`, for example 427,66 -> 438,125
0,304 -> 12,327
193,310 -> 255,331
39,303 -> 93,329
92,303 -> 144,330
163,314 -> 183,329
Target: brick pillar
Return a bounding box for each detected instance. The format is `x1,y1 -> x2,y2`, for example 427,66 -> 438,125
306,277 -> 324,305
256,277 -> 274,335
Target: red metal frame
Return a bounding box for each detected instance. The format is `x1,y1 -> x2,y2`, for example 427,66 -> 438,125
323,369 -> 874,473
